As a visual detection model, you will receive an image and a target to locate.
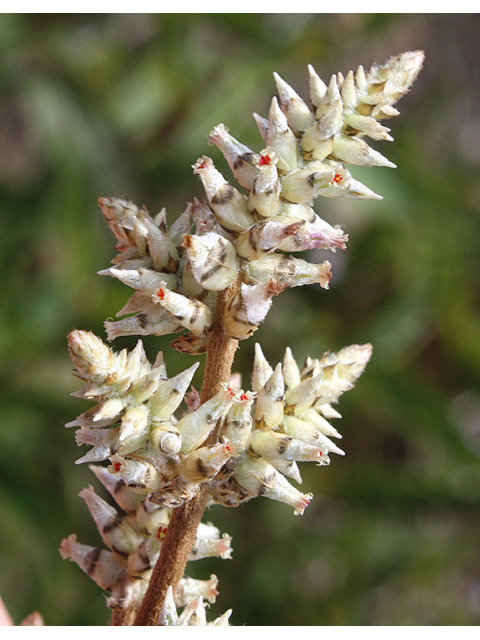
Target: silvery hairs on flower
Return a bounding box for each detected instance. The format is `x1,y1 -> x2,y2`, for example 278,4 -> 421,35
61,50 -> 423,624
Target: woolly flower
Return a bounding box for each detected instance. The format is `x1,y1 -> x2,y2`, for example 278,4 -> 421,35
96,52 -> 423,348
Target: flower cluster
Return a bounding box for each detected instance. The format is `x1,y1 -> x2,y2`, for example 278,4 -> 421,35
62,51 -> 423,625
98,50 -> 423,350
67,330 -> 371,515
60,462 -> 232,623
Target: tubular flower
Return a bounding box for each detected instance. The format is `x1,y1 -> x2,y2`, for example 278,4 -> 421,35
94,52 -> 423,348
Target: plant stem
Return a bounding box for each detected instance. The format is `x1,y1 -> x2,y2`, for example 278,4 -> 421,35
132,281 -> 239,626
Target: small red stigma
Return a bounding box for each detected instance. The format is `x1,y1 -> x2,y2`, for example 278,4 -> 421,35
113,462 -> 122,473
156,287 -> 165,300
240,393 -> 248,402
333,173 -> 343,183
225,443 -> 232,453
157,526 -> 168,540
259,154 -> 271,166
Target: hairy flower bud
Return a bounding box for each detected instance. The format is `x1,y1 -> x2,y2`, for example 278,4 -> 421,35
266,97 -> 299,173
79,486 -> 143,556
176,387 -> 235,454
60,535 -> 125,591
255,363 -> 284,430
153,283 -> 213,335
224,279 -> 287,341
207,123 -> 260,191
248,149 -> 281,218
182,232 -> 239,291
108,455 -> 164,494
182,442 -> 236,483
273,71 -> 314,135
193,156 -> 255,233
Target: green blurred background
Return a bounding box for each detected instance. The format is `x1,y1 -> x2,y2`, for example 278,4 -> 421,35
1,13 -> 480,626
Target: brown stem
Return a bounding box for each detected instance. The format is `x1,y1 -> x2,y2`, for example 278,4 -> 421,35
133,281 -> 239,626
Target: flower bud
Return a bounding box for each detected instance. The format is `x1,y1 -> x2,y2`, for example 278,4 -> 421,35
68,330 -> 117,385
253,112 -> 269,143
207,123 -> 260,191
153,283 -> 213,335
243,253 -> 332,290
235,220 -> 303,261
79,486 -> 143,556
234,455 -> 312,515
142,215 -> 179,273
148,362 -> 199,420
314,164 -> 383,200
166,205 -> 193,246
344,113 -> 393,141
75,427 -> 121,465
108,455 -> 164,494
103,267 -> 177,294
88,464 -> 143,514
285,372 -> 323,414
98,197 -> 143,250
248,149 -> 281,218
252,343 -> 273,393
183,232 -> 239,291
340,69 -> 357,112
298,407 -> 342,439
355,64 -> 368,95
193,156 -> 255,233
266,97 -> 299,173
281,162 -> 335,203
182,442 -> 236,483
116,405 -> 150,456
274,214 -> 347,253
283,346 -> 301,390
255,363 -> 284,430
105,308 -> 181,341
224,279 -> 286,341
250,429 -> 328,464
59,534 -> 124,591
307,64 -> 328,110
282,415 -> 344,457
176,387 -> 235,454
273,71 -> 314,135
332,134 -> 396,168
220,391 -> 255,452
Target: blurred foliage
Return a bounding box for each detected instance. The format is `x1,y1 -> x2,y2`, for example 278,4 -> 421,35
1,13 -> 480,626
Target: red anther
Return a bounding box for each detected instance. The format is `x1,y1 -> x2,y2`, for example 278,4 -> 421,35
333,173 -> 343,183
319,451 -> 323,456
113,462 -> 122,473
259,154 -> 271,166
196,160 -> 207,170
156,287 -> 165,300
240,393 -> 248,401
225,443 -> 232,453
